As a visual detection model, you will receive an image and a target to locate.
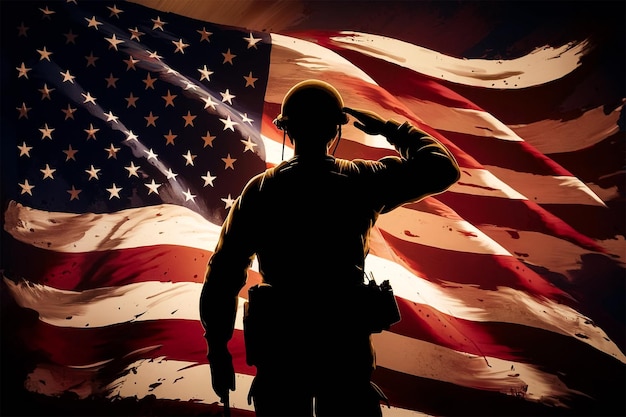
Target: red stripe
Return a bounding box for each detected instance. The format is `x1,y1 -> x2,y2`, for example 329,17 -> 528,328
439,130 -> 574,176
375,228 -> 568,300
2,237 -> 265,293
283,30 -> 486,112
3,238 -> 209,291
15,313 -> 255,374
431,192 -> 604,250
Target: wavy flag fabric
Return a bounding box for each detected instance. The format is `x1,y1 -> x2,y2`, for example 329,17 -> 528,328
1,1 -> 624,416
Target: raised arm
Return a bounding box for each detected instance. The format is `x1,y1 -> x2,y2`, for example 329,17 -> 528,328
343,107 -> 461,211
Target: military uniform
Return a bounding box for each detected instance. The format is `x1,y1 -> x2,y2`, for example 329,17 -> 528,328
200,117 -> 460,416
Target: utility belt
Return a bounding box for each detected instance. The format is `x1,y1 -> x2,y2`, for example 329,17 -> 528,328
243,274 -> 401,367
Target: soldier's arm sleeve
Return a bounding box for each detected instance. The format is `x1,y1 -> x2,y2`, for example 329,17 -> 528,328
376,120 -> 461,213
199,184 -> 258,360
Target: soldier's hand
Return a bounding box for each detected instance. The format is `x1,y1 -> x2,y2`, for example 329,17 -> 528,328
208,348 -> 235,402
343,107 -> 387,135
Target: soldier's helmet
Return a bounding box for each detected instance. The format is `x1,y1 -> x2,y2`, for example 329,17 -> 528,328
273,80 -> 348,142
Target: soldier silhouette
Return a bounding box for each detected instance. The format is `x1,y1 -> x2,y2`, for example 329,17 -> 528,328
200,79 -> 460,416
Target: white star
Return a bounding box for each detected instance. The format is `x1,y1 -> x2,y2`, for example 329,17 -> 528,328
106,183 -> 123,199
37,46 -> 53,61
39,6 -> 56,19
241,136 -> 258,153
128,27 -> 144,41
17,142 -> 33,157
40,164 -> 56,179
105,111 -> 119,123
164,130 -> 178,145
148,50 -> 163,60
222,48 -> 236,64
105,73 -> 119,88
220,89 -> 236,105
125,93 -> 139,107
19,180 -> 35,196
39,123 -> 54,140
61,104 -> 77,120
60,69 -> 76,83
16,62 -> 31,79
172,38 -> 189,54
125,161 -> 141,177
243,71 -> 258,88
105,143 -> 121,159
197,27 -> 212,42
220,115 -> 238,131
222,153 -> 236,170
144,148 -> 158,160
165,168 -> 178,180
85,165 -> 101,180
85,16 -> 103,30
198,65 -> 213,81
17,102 -> 31,119
151,16 -> 167,30
105,33 -> 124,50
183,80 -> 198,91
81,91 -> 97,105
182,189 -> 196,202
143,73 -> 157,89
240,113 -> 254,124
182,111 -> 197,127
201,131 -> 216,148
124,56 -> 140,70
67,185 -> 82,201
84,123 -> 100,140
63,144 -> 78,161
38,84 -> 54,100
203,95 -> 217,110
221,194 -> 235,210
201,171 -> 216,187
107,4 -> 124,18
182,150 -> 197,166
243,32 -> 262,49
145,179 -> 161,195
125,130 -> 138,141
162,90 -> 177,107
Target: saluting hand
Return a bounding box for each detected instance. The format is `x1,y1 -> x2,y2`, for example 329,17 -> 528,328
343,107 -> 387,136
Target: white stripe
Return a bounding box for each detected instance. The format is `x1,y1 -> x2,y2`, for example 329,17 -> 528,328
400,98 -> 523,141
4,196 -> 524,256
8,275 -> 623,363
329,31 -> 590,89
395,98 -> 606,207
19,336 -> 588,407
373,332 -> 580,405
510,104 -> 624,154
261,133 -> 293,165
476,226 -> 619,274
486,166 -> 606,207
444,167 -> 531,199
363,256 -> 625,364
25,358 -> 429,416
377,206 -> 511,255
3,200 -> 221,252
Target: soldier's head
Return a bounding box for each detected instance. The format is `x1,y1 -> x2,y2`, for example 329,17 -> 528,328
274,80 -> 348,152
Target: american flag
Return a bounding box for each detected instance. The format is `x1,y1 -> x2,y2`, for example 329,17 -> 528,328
1,1 -> 624,416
